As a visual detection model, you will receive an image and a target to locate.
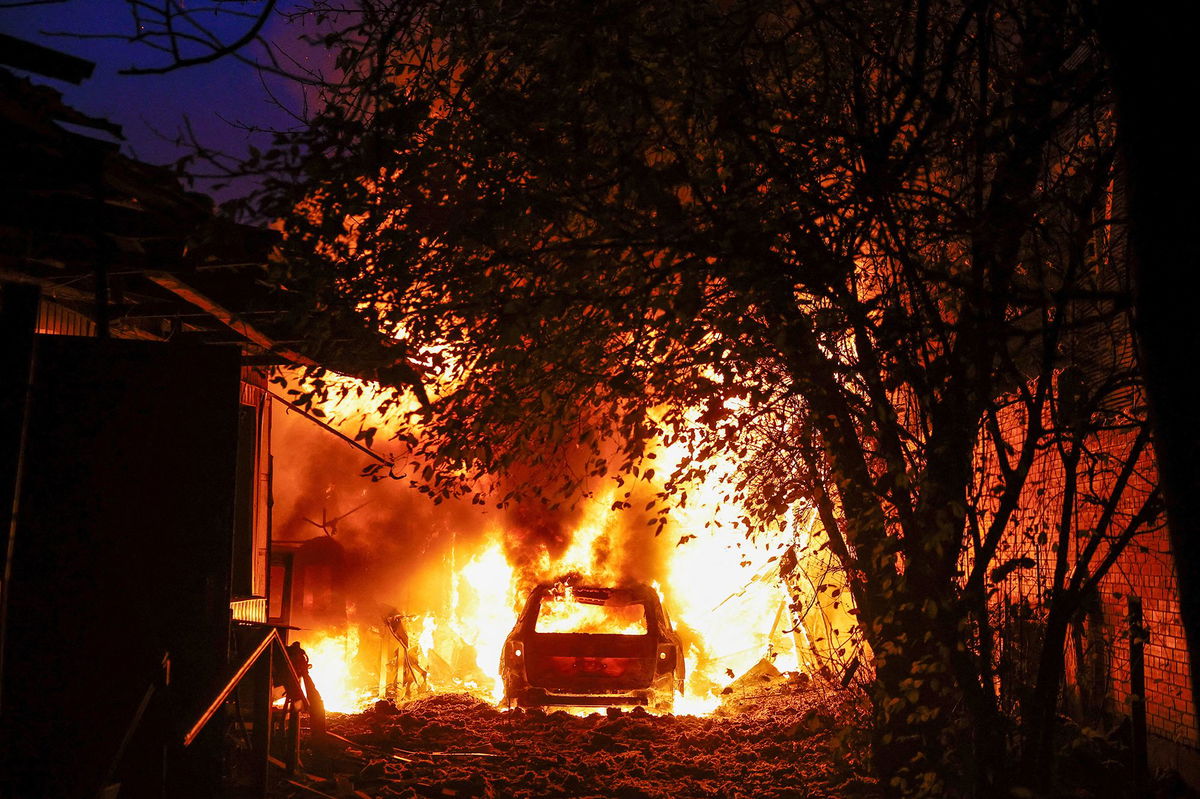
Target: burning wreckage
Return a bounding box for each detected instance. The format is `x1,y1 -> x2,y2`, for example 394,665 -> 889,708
500,582 -> 686,711
299,579 -> 691,714
269,576 -> 880,799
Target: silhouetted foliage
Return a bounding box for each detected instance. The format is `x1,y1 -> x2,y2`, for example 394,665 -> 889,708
234,1 -> 1159,795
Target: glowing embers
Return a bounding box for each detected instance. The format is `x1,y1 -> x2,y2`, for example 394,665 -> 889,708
534,583 -> 649,635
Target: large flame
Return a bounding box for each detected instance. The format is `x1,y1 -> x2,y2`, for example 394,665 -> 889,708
449,540 -> 516,700
277,370 -> 846,715
300,627 -> 375,713
533,584 -> 648,635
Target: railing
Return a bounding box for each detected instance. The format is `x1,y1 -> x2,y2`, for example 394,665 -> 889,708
182,628 -> 307,779
231,597 -> 268,624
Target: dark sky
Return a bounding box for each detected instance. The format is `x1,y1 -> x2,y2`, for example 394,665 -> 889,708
0,0 -> 317,185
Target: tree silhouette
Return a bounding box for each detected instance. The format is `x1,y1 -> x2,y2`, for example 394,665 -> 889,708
238,0 -> 1159,793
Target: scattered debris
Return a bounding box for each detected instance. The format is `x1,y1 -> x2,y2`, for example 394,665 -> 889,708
270,686 -> 876,798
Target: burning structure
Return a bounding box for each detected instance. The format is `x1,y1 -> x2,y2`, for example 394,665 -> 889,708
265,387 -> 834,717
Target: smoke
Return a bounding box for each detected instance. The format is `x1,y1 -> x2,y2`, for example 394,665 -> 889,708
272,404 -> 490,620
272,400 -> 678,621
501,503 -> 576,580
272,387 -> 832,706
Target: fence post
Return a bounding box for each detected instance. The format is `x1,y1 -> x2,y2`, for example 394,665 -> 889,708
1129,594 -> 1148,791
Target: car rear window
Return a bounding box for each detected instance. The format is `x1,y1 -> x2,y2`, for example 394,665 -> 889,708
534,587 -> 649,635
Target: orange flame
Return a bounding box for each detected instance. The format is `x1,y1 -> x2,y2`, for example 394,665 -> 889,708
533,584 -> 649,635
299,627 -> 375,713
277,368 -> 850,715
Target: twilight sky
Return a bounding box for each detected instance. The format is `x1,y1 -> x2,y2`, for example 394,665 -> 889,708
0,1 -> 319,190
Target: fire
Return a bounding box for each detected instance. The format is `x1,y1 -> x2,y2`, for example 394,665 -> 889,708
279,370 -> 413,434
653,437 -> 810,705
534,584 -> 649,635
665,525 -> 807,702
277,368 -> 851,716
299,627 -> 375,713
446,540 -> 516,701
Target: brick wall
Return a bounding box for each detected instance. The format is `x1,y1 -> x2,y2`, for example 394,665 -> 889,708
1099,522 -> 1197,747
975,389 -> 1195,753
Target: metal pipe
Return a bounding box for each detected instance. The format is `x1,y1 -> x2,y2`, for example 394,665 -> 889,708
267,390 -> 389,466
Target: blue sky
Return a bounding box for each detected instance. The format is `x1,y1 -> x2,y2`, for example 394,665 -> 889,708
0,1 -> 317,181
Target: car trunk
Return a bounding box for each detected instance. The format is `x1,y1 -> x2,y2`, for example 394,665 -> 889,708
524,632 -> 655,693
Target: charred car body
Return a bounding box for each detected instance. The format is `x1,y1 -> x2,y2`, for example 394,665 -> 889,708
500,581 -> 685,710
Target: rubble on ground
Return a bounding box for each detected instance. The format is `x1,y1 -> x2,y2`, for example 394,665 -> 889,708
270,683 -> 877,798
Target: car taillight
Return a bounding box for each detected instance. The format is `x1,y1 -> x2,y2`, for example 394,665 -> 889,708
509,640 -> 524,660
656,644 -> 676,672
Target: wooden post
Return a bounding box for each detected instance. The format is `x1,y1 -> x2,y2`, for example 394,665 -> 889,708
252,649 -> 272,796
0,282 -> 40,715
1129,595 -> 1148,792
379,623 -> 389,699
285,699 -> 300,775
89,171 -> 111,339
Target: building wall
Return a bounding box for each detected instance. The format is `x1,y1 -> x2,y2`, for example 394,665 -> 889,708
232,366 -> 272,606
962,162 -> 1197,768
1099,520 -> 1198,756
978,393 -> 1196,764
1,336 -> 242,798
32,294 -> 273,612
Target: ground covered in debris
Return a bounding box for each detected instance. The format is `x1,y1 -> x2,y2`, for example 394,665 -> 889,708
273,685 -> 877,798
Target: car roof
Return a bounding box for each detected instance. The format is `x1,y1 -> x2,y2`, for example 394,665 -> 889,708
533,582 -> 660,602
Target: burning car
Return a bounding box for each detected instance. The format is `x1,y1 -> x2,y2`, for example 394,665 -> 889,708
500,581 -> 685,711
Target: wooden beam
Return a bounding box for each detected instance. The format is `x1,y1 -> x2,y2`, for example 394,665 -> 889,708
268,391 -> 389,466
144,272 -> 316,366
182,629 -> 275,748
0,34 -> 94,84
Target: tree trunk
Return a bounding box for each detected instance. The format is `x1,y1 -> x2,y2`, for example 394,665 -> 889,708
1020,604 -> 1073,790
945,610 -> 1009,796
866,587 -> 973,797
1099,1 -> 1200,736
